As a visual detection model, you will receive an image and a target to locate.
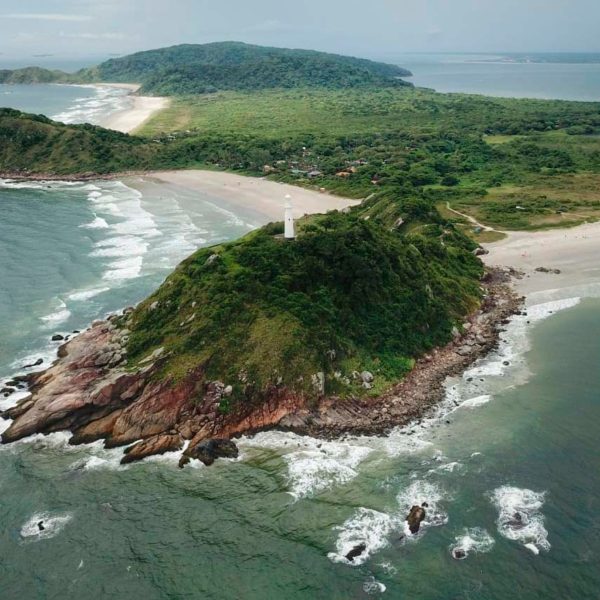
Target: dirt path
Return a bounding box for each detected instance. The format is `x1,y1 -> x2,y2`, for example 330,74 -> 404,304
445,202 -> 498,233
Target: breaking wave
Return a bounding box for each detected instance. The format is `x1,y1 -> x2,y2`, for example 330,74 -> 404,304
490,486 -> 550,554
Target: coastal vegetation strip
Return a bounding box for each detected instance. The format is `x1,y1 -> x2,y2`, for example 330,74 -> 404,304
3,85 -> 600,232
138,87 -> 600,232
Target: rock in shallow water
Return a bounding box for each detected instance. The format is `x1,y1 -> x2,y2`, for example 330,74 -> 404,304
22,358 -> 43,369
345,543 -> 367,562
121,433 -> 183,464
406,505 -> 426,534
180,438 -> 239,467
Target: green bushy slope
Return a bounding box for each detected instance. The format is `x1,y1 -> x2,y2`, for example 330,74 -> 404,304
0,67 -> 71,84
0,108 -> 159,174
126,211 -> 482,403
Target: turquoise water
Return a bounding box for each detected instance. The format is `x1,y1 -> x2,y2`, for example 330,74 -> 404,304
1,62 -> 600,599
0,178 -> 264,380
1,289 -> 598,598
394,53 -> 600,101
0,83 -> 130,124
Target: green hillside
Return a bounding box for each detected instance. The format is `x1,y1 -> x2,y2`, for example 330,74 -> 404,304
125,211 -> 482,401
0,66 -> 71,84
4,81 -> 600,403
0,108 -> 159,174
80,42 -> 413,94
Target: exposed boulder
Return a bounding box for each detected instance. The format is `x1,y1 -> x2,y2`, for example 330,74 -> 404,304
121,433 -> 183,464
345,542 -> 367,562
181,438 -> 239,467
311,372 -> 325,395
406,504 -> 426,534
22,358 -> 43,369
360,371 -> 374,384
51,334 -> 64,341
69,410 -> 124,445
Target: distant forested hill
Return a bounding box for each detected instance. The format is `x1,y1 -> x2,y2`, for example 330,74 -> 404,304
79,42 -> 413,94
0,67 -> 71,84
0,42 -> 412,94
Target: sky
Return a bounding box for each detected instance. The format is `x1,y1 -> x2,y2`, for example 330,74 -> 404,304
0,0 -> 599,64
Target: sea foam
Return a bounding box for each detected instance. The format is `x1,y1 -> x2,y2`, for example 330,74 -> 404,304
328,508 -> 399,565
20,511 -> 73,541
450,527 -> 495,559
490,486 -> 550,554
240,431 -> 372,499
397,479 -> 449,536
51,85 -> 131,126
40,299 -> 71,327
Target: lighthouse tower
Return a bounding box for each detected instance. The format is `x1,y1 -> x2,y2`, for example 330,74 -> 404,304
284,194 -> 295,240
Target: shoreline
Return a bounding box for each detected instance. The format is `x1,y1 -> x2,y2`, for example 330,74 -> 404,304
482,221 -> 600,303
2,209 -> 597,463
2,168 -> 600,463
0,268 -> 523,464
138,170 -> 363,221
93,83 -> 169,134
0,169 -> 363,221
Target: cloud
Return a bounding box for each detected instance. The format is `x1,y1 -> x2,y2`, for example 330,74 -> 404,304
59,31 -> 127,40
0,13 -> 91,22
243,19 -> 293,33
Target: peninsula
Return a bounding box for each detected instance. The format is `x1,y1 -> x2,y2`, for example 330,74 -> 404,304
2,42 -> 600,466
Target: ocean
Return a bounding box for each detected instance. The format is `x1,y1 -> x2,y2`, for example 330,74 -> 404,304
0,83 -> 131,125
1,57 -> 600,599
394,53 -> 600,101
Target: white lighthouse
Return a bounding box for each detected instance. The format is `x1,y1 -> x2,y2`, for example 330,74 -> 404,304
284,194 -> 295,240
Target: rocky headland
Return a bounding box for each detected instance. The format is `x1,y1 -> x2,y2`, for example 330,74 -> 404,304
0,268 -> 522,467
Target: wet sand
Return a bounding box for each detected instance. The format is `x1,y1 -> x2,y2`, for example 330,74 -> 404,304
140,170 -> 362,221
98,84 -> 169,134
483,221 -> 600,303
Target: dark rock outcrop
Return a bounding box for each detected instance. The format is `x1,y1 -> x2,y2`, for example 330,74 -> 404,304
345,543 -> 367,562
406,505 -> 426,534
0,270 -> 522,466
181,438 -> 239,467
22,358 -> 43,369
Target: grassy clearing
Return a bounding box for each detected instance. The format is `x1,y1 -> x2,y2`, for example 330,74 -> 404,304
451,173 -> 600,229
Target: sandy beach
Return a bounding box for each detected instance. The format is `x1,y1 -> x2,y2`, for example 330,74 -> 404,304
98,83 -> 169,134
131,169 -> 599,305
143,169 -> 362,220
483,221 -> 600,303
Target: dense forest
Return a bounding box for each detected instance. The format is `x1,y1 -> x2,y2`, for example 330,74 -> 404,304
0,108 -> 160,174
0,42 -> 412,93
79,42 -> 413,94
